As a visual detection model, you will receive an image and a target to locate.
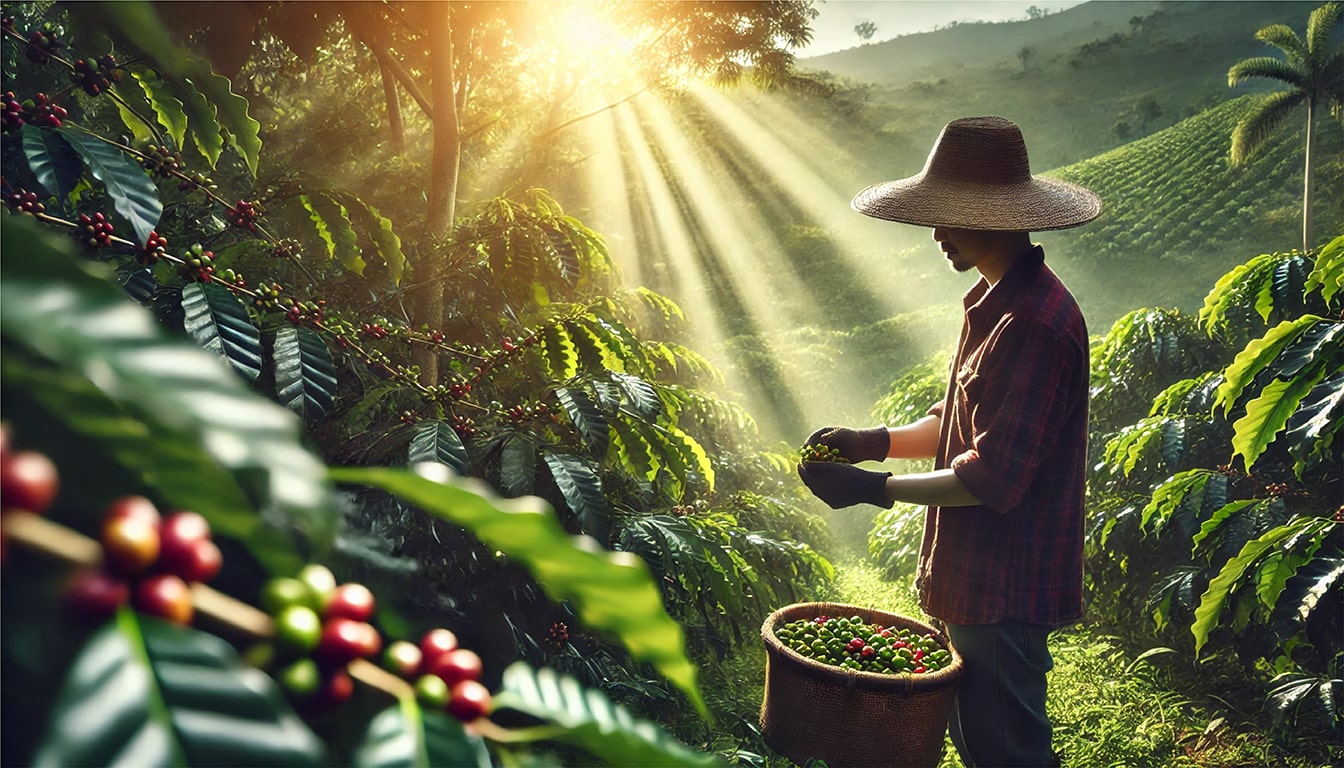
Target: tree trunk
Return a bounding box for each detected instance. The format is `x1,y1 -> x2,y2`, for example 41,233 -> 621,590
414,2 -> 461,386
376,52 -> 404,154
1302,97 -> 1315,252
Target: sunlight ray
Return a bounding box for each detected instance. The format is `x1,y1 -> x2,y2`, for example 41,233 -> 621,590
687,84 -> 915,317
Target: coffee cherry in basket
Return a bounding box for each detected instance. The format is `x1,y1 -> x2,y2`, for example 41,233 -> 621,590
774,614 -> 952,675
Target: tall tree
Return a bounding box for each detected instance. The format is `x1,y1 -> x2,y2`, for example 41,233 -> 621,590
1227,1 -> 1343,252
103,0 -> 817,383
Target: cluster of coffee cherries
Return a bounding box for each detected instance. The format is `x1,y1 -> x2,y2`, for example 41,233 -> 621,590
68,496 -> 223,626
501,401 -> 554,425
472,334 -> 540,379
797,443 -> 849,463
178,171 -> 215,194
359,322 -> 391,340
69,54 -> 120,96
5,187 -> 45,216
775,614 -> 953,675
137,144 -> 185,179
282,298 -> 324,326
2,91 -> 23,132
451,415 -> 478,439
271,238 -> 301,260
22,92 -> 67,128
547,621 -> 569,648
254,566 -> 382,711
381,628 -> 493,723
1259,481 -> 1302,499
228,200 -> 259,232
76,212 -> 114,248
24,28 -> 63,64
138,230 -> 169,265
252,281 -> 285,310
178,243 -> 216,283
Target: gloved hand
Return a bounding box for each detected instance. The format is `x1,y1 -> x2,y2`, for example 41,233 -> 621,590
804,425 -> 890,464
797,461 -> 892,509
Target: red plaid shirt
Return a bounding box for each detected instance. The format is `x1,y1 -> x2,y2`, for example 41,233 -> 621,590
917,245 -> 1088,627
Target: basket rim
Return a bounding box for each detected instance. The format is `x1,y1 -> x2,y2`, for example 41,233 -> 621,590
761,601 -> 963,693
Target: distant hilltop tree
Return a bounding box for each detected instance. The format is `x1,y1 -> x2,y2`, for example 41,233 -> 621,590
855,21 -> 877,42
1228,1 -> 1343,251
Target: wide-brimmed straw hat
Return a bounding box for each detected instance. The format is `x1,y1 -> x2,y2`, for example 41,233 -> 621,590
851,116 -> 1101,231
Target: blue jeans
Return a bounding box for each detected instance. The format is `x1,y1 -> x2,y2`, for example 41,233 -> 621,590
944,621 -> 1058,767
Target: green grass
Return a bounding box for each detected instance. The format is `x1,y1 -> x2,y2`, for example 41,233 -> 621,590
701,555 -> 1328,768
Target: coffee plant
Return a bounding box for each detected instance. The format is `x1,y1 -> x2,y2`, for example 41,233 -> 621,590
0,1 -> 836,764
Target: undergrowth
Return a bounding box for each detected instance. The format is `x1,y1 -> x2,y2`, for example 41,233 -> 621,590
705,555 -> 1328,767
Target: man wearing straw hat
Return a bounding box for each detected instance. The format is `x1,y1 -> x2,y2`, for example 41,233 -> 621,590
797,116 -> 1100,768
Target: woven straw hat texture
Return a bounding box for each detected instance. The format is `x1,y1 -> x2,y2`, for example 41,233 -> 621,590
851,116 -> 1101,231
759,602 -> 963,768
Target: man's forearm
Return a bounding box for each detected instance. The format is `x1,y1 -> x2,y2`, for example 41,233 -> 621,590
884,468 -> 982,507
886,415 -> 941,459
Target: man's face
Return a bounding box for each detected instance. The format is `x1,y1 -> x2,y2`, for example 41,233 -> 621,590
931,227 -> 998,274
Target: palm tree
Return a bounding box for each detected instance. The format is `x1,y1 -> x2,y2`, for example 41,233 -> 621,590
1227,2 -> 1342,251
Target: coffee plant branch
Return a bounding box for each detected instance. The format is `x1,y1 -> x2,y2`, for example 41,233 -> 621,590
1,510 -> 414,701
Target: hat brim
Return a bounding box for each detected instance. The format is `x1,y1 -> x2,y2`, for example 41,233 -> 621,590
851,173 -> 1101,231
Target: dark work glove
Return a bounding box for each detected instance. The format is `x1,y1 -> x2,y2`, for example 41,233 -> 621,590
797,461 -> 893,509
804,425 -> 890,464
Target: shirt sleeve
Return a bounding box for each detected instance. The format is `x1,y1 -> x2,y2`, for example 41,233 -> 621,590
949,319 -> 1080,513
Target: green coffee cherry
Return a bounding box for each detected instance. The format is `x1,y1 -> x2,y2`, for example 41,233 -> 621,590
797,443 -> 849,463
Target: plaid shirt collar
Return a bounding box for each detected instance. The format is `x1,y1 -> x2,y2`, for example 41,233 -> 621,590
963,244 -> 1047,320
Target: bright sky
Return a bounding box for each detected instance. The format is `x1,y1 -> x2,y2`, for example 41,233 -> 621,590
798,0 -> 1086,57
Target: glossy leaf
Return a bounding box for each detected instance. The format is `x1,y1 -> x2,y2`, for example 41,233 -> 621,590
1216,315 -> 1322,415
1,218 -> 333,573
1191,519 -> 1332,655
543,323 -> 578,381
134,70 -> 189,151
1231,366 -> 1326,470
1305,235 -> 1344,305
57,127 -> 162,246
408,421 -> 469,474
544,453 -> 611,540
1266,672 -> 1343,735
273,326 -> 337,421
307,194 -> 365,275
1271,555 -> 1344,641
1285,368 -> 1344,474
179,81 -> 225,168
110,76 -> 160,146
493,664 -> 719,767
341,196 -> 405,285
1,349 -> 254,537
326,465 -> 708,720
190,69 -> 262,177
22,125 -> 82,207
500,436 -> 536,497
299,194 -> 336,263
352,698 -> 490,768
34,610 -> 326,767
556,387 -> 608,457
612,373 -> 662,419
181,283 -> 263,383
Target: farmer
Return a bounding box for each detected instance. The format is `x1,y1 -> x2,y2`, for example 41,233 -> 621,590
797,116 -> 1101,768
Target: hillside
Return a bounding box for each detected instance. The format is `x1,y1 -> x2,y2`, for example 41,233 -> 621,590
799,1 -> 1323,172
1041,95 -> 1344,323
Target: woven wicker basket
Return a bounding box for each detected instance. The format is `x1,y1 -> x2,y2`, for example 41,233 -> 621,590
759,602 -> 963,767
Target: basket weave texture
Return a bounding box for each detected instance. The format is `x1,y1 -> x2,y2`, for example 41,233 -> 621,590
759,602 -> 963,767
